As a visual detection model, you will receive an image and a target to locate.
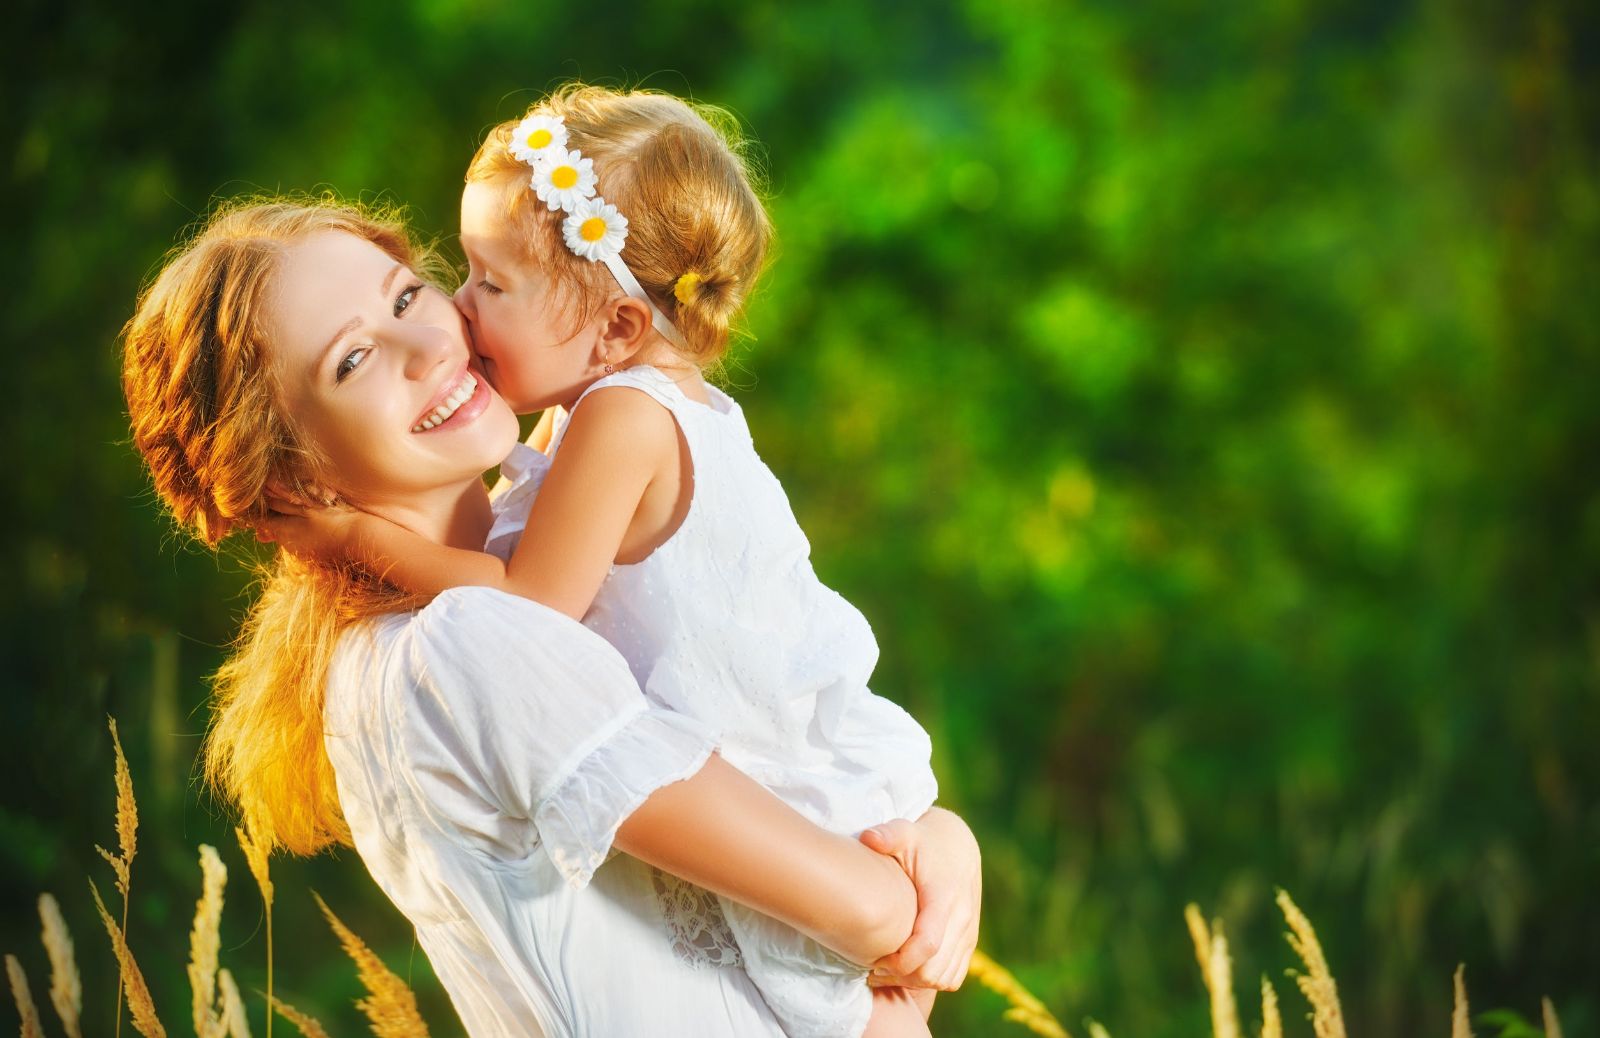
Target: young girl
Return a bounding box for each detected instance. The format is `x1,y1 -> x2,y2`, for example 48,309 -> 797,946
279,85 -> 949,1038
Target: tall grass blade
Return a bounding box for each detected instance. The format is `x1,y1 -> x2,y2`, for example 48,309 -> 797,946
88,879 -> 166,1038
312,893 -> 431,1038
5,954 -> 46,1038
1275,889 -> 1346,1038
39,892 -> 83,1038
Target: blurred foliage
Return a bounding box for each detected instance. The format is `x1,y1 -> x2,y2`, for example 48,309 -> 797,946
3,0 -> 1597,1035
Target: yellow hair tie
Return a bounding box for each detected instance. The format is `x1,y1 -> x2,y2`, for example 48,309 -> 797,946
673,271 -> 702,305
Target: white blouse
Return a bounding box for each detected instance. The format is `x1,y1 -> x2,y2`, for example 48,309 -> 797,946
323,586 -> 789,1038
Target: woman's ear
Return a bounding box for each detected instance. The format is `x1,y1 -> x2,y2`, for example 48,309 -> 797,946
266,477 -> 338,514
592,296 -> 656,369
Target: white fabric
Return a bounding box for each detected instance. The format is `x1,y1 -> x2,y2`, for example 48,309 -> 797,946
324,586 -> 787,1038
500,365 -> 939,1038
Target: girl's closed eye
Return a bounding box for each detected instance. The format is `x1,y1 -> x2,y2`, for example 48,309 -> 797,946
477,278 -> 503,296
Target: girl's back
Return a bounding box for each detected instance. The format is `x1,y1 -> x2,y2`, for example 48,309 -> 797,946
511,364 -> 937,838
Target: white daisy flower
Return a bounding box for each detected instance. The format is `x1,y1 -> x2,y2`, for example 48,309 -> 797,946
563,198 -> 629,261
510,113 -> 568,165
530,148 -> 598,212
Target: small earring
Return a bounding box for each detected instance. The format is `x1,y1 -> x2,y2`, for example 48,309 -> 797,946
604,363 -> 615,375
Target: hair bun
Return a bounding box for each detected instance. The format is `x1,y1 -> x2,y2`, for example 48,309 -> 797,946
673,270 -> 703,306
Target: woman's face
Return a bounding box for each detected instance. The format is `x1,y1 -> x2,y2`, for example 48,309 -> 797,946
267,230 -> 520,509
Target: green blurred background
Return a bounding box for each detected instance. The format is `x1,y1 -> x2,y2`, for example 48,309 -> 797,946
4,0 -> 1597,1034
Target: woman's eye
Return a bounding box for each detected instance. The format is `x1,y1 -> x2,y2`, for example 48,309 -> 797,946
335,347 -> 369,383
394,282 -> 423,317
478,279 -> 502,296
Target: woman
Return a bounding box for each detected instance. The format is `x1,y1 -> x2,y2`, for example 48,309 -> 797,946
122,197 -> 980,1036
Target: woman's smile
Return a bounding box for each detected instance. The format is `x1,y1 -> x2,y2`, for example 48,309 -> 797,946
411,367 -> 490,433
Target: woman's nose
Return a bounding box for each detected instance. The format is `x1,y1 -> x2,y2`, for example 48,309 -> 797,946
401,321 -> 455,381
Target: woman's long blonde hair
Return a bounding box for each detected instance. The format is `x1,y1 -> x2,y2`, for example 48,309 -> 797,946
468,84 -> 773,369
122,197 -> 434,856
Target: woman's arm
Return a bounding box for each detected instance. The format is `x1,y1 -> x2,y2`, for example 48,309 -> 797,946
614,753 -> 918,966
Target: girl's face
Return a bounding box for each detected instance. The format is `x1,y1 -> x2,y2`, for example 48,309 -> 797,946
455,180 -> 610,413
267,229 -> 520,509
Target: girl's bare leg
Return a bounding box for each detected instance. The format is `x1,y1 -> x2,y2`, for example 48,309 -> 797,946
862,986 -> 933,1037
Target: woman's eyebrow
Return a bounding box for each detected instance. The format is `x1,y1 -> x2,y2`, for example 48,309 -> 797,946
314,263 -> 403,374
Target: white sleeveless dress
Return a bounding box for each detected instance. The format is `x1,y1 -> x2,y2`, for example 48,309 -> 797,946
488,366 -> 939,1038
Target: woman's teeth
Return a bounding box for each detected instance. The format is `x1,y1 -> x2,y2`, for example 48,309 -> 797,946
412,373 -> 478,432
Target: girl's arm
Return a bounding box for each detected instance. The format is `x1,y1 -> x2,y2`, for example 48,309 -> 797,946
266,389 -> 668,615
615,753 -> 918,966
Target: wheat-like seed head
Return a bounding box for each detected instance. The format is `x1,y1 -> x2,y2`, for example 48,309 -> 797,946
1184,904 -> 1211,975
968,950 -> 1072,1038
1207,926 -> 1242,1038
1260,975 -> 1282,1038
1086,1019 -> 1114,1038
218,969 -> 251,1038
269,995 -> 333,1038
88,879 -> 167,1038
5,954 -> 46,1038
1275,889 -> 1346,1038
189,845 -> 229,1038
38,892 -> 83,1038
313,893 -> 431,1038
1451,965 -> 1472,1038
106,717 -> 140,898
1542,997 -> 1563,1038
236,824 -> 274,912
1185,903 -> 1241,1038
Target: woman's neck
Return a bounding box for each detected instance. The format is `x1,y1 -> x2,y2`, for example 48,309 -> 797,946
355,478 -> 495,552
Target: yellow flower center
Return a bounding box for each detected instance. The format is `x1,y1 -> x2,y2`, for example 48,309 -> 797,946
526,128 -> 552,150
580,217 -> 608,243
551,165 -> 578,190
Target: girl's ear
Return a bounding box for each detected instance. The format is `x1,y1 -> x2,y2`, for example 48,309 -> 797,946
592,296 -> 656,369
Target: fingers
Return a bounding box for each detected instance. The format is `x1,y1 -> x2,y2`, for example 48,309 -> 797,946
857,818 -> 916,858
872,895 -> 949,981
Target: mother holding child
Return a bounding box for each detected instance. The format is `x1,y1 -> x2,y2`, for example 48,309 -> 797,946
122,83 -> 979,1037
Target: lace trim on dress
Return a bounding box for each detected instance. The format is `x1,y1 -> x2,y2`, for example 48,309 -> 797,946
649,870 -> 743,969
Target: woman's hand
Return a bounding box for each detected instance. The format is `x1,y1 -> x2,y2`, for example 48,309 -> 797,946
858,807 -> 982,991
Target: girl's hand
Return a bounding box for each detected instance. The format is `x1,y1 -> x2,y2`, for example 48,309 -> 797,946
858,807 -> 982,991
257,493 -> 367,563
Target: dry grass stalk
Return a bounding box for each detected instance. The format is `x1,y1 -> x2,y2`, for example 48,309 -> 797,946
1260,976 -> 1282,1038
313,893 -> 431,1038
189,845 -> 229,1038
1275,889 -> 1346,1038
1541,997 -> 1563,1038
1451,965 -> 1472,1038
966,949 -> 1072,1038
39,892 -> 83,1038
5,954 -> 46,1038
1184,904 -> 1240,1038
218,969 -> 251,1038
236,823 -> 274,1038
268,995 -> 333,1038
88,879 -> 166,1038
97,715 -> 141,1038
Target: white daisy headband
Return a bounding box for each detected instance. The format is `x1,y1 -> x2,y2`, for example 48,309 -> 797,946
510,112 -> 689,352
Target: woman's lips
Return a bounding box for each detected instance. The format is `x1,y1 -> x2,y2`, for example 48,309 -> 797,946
411,371 -> 490,434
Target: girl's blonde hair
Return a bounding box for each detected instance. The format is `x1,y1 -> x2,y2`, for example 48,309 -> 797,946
467,84 -> 773,368
122,197 -> 431,856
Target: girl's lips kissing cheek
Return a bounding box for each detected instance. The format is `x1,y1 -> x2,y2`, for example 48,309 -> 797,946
410,368 -> 490,433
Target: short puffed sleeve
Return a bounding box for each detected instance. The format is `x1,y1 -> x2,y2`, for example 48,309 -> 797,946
394,587 -> 717,886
